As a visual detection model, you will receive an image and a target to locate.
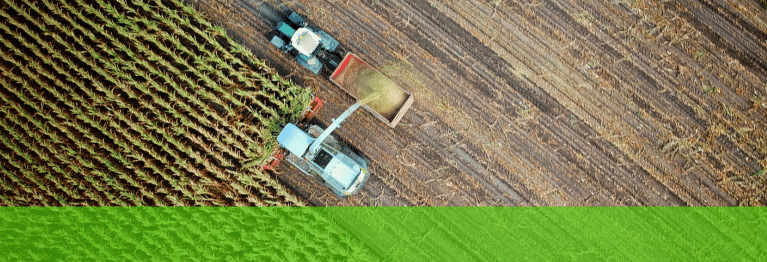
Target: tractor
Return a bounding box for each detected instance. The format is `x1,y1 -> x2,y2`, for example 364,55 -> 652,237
264,9 -> 412,197
267,10 -> 342,74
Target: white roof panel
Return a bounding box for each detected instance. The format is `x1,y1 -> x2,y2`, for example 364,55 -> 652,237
277,123 -> 313,156
291,28 -> 321,57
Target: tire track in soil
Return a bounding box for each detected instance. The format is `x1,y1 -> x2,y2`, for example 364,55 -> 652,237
498,0 -> 720,204
186,0 -> 763,206
264,0 -> 541,206
497,0 -> 758,205
353,0 -> 562,206
540,1 -> 713,205
674,0 -> 767,80
582,0 -> 760,205
348,0 -> 664,205
395,0 -> 692,205
425,0 -> 754,205
448,3 -> 641,205
573,0 -> 741,206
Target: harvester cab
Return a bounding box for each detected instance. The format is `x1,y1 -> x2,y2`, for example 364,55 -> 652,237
268,10 -> 342,74
267,100 -> 370,197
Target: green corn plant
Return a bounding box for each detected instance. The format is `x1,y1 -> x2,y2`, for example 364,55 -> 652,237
0,160 -> 18,197
6,110 -> 127,206
139,189 -> 165,206
142,0 -> 250,85
16,7 -> 219,199
228,182 -> 268,206
232,169 -> 287,205
0,31 -> 142,206
73,11 -> 260,157
0,131 -> 57,206
166,194 -> 185,206
0,193 -> 12,206
2,0 -> 312,206
0,89 -> 81,205
0,65 -> 144,206
35,140 -> 82,200
0,148 -> 36,202
142,0 -> 307,119
127,28 -> 235,111
12,126 -> 76,204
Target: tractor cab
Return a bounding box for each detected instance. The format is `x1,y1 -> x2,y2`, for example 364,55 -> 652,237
268,11 -> 341,74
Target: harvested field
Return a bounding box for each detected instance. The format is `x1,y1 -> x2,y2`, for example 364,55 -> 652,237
0,0 -> 312,206
186,0 -> 767,206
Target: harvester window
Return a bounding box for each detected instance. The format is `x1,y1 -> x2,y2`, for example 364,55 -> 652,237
314,149 -> 333,169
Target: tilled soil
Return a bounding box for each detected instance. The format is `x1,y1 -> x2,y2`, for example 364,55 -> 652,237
185,0 -> 767,206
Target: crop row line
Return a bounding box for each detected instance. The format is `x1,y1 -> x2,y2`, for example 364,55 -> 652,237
163,0 -> 309,99
0,93 -> 92,204
37,4 -> 280,204
0,99 -> 88,206
0,49 -> 133,206
0,4 -> 173,205
8,0 -> 284,205
151,0 -> 307,103
35,0 -> 230,189
145,0 -> 311,128
1,0 -> 310,206
78,0 -> 266,157
100,0 -> 241,118
135,0 -> 310,143
0,130 -> 53,205
68,0 -> 287,205
133,0 -> 294,118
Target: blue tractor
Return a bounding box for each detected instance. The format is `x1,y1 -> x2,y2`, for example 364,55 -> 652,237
268,11 -> 343,74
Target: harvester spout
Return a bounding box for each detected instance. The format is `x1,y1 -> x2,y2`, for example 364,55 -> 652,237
307,102 -> 361,155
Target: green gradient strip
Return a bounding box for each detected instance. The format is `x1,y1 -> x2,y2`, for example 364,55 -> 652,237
1,208 -> 765,261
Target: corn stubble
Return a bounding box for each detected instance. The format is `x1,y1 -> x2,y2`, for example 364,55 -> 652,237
0,0 -> 313,206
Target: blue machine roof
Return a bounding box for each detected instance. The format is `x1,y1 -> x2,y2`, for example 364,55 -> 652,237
317,30 -> 339,52
277,123 -> 313,156
269,35 -> 286,49
277,22 -> 296,37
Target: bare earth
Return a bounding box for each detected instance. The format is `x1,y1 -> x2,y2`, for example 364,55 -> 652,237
184,0 -> 767,206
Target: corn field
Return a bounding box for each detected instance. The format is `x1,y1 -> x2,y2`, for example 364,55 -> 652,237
0,0 -> 313,206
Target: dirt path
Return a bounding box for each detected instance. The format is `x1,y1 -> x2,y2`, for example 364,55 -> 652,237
185,0 -> 767,206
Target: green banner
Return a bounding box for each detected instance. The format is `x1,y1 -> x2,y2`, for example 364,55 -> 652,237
1,208 -> 765,261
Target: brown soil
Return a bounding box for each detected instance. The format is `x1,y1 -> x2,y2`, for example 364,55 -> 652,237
186,0 -> 767,206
